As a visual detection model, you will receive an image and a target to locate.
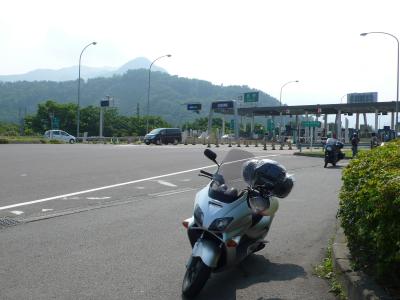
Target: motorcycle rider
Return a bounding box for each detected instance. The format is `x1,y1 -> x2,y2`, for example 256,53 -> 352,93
325,133 -> 338,146
370,132 -> 379,149
351,132 -> 360,157
324,133 -> 344,166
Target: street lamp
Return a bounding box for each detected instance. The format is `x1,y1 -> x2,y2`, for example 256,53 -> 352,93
279,80 -> 299,139
360,31 -> 399,136
77,41 -> 97,139
146,54 -> 172,134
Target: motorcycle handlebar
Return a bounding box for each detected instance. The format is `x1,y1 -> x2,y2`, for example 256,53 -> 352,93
200,170 -> 213,177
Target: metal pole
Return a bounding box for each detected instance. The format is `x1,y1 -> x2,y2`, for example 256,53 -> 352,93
100,107 -> 104,137
77,41 -> 96,139
361,32 -> 399,137
279,80 -> 299,140
146,54 -> 171,134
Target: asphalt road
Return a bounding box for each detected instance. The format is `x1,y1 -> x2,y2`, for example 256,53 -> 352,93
0,144 -> 344,299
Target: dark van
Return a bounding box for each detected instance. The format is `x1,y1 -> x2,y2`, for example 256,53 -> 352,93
144,128 -> 182,145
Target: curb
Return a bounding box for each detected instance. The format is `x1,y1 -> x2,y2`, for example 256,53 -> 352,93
332,226 -> 393,300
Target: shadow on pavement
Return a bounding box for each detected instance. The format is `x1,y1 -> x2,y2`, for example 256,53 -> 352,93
326,165 -> 345,169
182,254 -> 306,300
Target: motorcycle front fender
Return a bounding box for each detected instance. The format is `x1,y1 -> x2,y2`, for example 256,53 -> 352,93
191,239 -> 221,268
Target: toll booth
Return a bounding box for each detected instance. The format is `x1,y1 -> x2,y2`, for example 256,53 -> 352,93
208,100 -> 239,139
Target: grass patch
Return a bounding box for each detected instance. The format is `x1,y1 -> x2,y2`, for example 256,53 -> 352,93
0,136 -> 55,144
314,238 -> 347,299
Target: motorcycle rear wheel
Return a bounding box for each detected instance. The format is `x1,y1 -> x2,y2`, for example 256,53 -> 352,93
182,257 -> 211,298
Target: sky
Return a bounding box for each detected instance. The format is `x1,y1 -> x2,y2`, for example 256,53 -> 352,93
1,0 -> 399,126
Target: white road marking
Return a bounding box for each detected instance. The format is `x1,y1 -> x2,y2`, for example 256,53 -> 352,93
42,208 -> 54,212
156,180 -> 177,187
180,179 -> 191,182
0,154 -> 278,211
10,210 -> 24,215
20,174 -> 27,177
86,197 -> 111,200
149,188 -> 196,197
136,186 -> 145,189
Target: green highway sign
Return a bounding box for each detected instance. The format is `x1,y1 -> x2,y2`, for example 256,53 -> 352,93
267,119 -> 275,130
53,117 -> 60,129
302,121 -> 321,127
244,92 -> 259,103
230,119 -> 235,130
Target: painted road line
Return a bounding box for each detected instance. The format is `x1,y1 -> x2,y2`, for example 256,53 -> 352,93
149,188 -> 196,197
156,180 -> 178,187
10,210 -> 24,215
0,154 -> 278,211
41,209 -> 54,212
86,197 -> 111,200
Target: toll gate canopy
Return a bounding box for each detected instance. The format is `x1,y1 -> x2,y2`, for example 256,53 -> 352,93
238,101 -> 397,116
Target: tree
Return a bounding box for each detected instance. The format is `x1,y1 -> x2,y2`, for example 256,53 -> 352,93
24,101 -> 172,137
25,100 -> 77,134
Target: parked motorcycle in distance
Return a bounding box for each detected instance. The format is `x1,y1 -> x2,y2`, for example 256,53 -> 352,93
324,140 -> 345,168
181,149 -> 294,298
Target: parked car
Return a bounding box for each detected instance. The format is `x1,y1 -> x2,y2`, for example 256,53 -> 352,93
44,130 -> 76,144
144,128 -> 182,145
221,134 -> 234,142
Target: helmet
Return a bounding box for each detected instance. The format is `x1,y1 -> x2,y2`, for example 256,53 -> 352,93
242,159 -> 259,186
242,159 -> 294,198
272,176 -> 294,198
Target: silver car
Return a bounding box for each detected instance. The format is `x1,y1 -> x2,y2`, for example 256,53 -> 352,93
44,130 -> 76,143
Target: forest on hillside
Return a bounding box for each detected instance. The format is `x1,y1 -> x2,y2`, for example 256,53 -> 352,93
0,69 -> 279,126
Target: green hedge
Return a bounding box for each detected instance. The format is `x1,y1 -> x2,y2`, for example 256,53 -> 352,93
338,139 -> 400,281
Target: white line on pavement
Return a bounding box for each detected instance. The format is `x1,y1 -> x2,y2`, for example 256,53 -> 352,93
0,154 -> 277,211
156,180 -> 177,187
10,210 -> 24,215
149,188 -> 197,197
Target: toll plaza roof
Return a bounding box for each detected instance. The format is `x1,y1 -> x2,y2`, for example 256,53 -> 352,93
237,101 -> 397,116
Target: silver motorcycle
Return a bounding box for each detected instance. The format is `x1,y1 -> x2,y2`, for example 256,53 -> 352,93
181,149 -> 294,297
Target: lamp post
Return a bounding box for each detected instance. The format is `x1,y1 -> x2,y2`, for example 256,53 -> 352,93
146,54 -> 172,134
361,32 -> 399,136
279,80 -> 299,139
77,41 -> 97,139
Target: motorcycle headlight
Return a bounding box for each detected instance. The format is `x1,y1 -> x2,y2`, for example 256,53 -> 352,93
194,205 -> 204,226
326,145 -> 333,151
209,217 -> 233,231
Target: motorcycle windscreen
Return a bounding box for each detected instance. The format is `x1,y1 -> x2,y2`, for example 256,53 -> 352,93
219,149 -> 255,193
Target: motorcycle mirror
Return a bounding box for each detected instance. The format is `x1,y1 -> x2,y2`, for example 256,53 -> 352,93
204,149 -> 218,165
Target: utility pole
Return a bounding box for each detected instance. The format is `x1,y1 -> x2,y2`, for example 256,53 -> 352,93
137,103 -> 140,118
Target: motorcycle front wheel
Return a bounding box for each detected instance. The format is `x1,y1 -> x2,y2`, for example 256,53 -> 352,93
182,257 -> 211,298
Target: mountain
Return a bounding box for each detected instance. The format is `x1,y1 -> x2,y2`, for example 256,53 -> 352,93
0,69 -> 279,125
0,57 -> 167,82
115,57 -> 166,75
